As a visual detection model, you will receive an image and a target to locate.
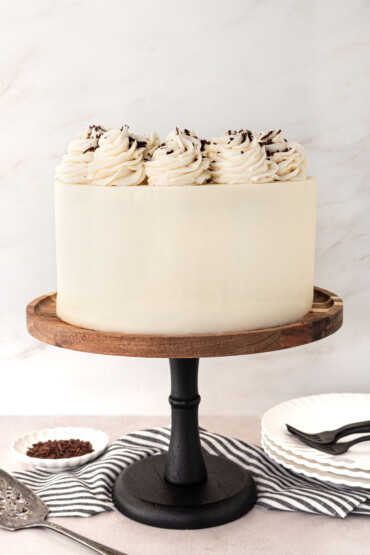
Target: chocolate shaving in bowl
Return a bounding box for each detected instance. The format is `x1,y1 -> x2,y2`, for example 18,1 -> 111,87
26,439 -> 94,459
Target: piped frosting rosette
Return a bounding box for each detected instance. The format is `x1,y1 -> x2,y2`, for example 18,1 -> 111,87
258,129 -> 307,181
55,125 -> 107,185
206,130 -> 278,184
145,128 -> 211,186
89,126 -> 160,186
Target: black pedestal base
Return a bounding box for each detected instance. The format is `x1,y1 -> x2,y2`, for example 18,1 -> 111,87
113,452 -> 256,529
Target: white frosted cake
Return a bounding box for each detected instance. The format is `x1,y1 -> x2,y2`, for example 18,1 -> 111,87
55,126 -> 316,335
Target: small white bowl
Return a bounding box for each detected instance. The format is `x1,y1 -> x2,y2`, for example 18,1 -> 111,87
11,427 -> 109,472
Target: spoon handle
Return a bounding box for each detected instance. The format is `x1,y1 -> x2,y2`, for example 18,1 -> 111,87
38,521 -> 127,555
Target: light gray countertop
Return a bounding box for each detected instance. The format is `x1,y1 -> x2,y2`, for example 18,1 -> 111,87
0,415 -> 369,555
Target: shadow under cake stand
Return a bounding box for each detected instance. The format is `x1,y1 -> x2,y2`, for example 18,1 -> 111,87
27,287 -> 343,530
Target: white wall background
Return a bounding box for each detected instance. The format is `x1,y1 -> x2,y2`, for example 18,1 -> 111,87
1,0 -> 369,416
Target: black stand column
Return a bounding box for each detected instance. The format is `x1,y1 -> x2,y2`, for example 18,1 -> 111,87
165,358 -> 206,485
113,358 -> 257,529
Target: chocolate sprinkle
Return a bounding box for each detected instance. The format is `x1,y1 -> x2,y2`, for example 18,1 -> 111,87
167,149 -> 174,155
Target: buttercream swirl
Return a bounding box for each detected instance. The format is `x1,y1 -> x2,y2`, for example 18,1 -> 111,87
258,129 -> 307,181
206,130 -> 278,184
56,126 -> 308,187
89,125 -> 155,186
55,125 -> 107,185
145,128 -> 211,186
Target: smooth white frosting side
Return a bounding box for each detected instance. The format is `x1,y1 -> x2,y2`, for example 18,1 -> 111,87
145,129 -> 211,186
206,130 -> 278,184
55,178 -> 316,335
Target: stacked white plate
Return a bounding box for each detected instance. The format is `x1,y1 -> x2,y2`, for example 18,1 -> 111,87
262,393 -> 370,488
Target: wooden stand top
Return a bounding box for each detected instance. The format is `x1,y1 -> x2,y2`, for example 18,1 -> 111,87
26,288 -> 343,359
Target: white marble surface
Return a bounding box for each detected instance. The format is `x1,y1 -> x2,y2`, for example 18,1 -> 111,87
0,0 -> 369,415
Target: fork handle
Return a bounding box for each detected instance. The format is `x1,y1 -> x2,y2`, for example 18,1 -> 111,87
345,434 -> 370,448
335,422 -> 370,441
37,521 -> 127,555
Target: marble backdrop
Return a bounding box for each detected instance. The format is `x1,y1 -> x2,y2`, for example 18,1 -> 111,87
1,0 -> 369,415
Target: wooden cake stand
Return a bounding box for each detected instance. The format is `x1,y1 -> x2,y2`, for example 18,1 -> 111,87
27,287 -> 343,530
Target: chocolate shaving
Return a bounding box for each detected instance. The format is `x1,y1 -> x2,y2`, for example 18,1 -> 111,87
137,140 -> 147,148
27,439 -> 94,459
200,139 -> 210,152
86,125 -> 106,139
83,144 -> 99,154
259,130 -> 275,142
167,149 -> 174,155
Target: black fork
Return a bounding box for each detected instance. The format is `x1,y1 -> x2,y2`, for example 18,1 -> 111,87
286,420 -> 370,445
290,433 -> 370,455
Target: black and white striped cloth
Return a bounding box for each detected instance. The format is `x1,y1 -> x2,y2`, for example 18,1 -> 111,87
13,427 -> 370,519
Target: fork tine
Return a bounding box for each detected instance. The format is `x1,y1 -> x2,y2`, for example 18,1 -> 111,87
285,424 -> 317,439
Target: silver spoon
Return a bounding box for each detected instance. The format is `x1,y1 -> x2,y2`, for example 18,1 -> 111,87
0,468 -> 126,555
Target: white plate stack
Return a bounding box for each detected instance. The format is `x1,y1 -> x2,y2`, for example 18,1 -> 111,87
262,393 -> 370,489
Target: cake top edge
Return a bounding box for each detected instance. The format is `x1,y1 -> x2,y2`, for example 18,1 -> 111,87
55,176 -> 316,190
55,125 -> 308,187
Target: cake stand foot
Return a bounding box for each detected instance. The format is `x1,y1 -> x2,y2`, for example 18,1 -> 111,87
113,358 -> 257,529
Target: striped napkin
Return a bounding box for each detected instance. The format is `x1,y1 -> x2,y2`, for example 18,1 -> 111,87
13,427 -> 370,519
